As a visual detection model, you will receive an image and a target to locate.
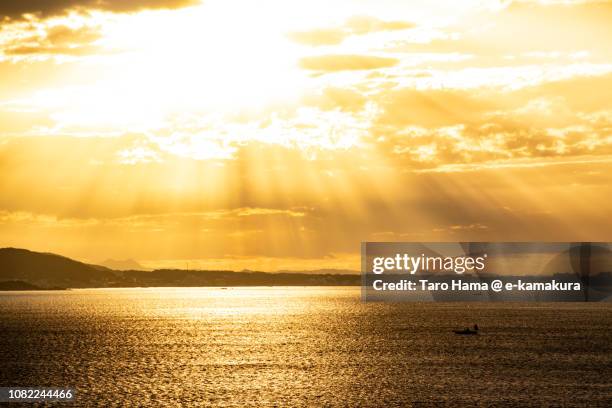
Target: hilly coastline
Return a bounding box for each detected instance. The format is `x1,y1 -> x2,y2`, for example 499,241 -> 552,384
0,248 -> 360,289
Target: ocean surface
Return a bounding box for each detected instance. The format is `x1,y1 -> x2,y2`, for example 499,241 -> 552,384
1,287 -> 611,407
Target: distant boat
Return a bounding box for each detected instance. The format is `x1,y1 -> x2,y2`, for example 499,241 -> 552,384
453,324 -> 479,335
453,328 -> 478,335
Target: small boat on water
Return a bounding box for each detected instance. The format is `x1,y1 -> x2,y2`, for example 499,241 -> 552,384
453,324 -> 479,335
453,328 -> 478,335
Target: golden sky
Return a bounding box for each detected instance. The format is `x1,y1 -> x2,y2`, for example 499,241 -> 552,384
1,0 -> 612,270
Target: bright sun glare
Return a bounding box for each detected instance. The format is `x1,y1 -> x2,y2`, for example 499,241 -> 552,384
29,2 -> 325,135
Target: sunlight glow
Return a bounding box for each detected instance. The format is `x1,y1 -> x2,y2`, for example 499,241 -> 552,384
1,0 -> 612,268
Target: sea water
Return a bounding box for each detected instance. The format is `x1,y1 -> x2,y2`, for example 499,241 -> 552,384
1,287 -> 611,406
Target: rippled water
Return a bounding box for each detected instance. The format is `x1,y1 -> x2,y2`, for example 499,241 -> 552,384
1,287 -> 611,406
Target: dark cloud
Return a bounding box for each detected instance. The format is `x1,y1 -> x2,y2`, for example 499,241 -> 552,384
0,0 -> 199,20
299,54 -> 398,71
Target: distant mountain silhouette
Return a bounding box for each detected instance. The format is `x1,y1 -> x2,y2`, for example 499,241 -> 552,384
0,280 -> 42,290
0,247 -> 360,289
276,268 -> 357,275
100,258 -> 148,271
0,248 -> 114,288
116,269 -> 359,287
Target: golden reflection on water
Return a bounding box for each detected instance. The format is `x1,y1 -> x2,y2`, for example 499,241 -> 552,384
1,287 -> 611,406
135,286 -> 355,318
